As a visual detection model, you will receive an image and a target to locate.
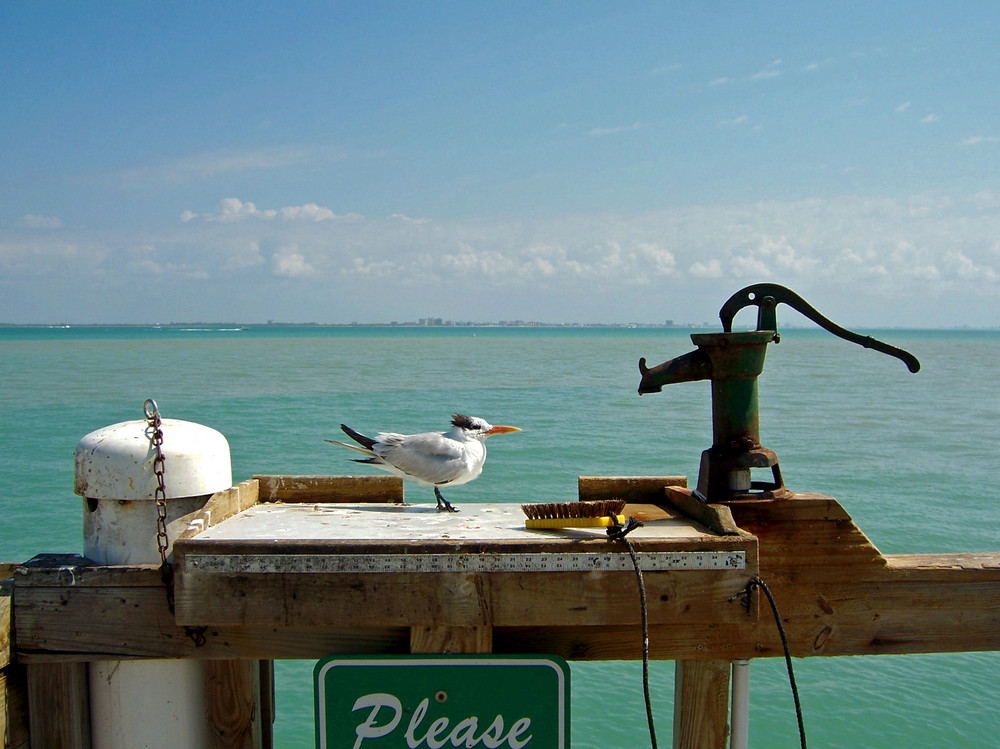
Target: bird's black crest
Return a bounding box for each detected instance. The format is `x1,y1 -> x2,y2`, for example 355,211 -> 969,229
451,414 -> 478,430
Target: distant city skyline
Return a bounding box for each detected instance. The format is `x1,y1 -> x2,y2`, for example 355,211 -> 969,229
2,3 -> 999,328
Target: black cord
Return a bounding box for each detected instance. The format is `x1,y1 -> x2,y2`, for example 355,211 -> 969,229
747,576 -> 807,749
608,517 -> 658,749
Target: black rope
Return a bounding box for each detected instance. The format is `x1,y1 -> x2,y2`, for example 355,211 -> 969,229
744,576 -> 807,749
607,516 -> 658,749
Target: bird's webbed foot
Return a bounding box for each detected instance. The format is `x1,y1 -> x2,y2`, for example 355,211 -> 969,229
434,486 -> 459,513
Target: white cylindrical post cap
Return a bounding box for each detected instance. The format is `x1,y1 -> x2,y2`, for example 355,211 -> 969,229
75,416 -> 232,500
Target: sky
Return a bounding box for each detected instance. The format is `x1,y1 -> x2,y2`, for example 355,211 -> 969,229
2,2 -> 998,327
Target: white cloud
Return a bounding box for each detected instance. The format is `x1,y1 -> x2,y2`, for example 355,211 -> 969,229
388,214 -> 431,224
945,250 -> 999,281
689,258 -> 722,278
588,122 -> 643,137
220,241 -> 266,271
279,204 -> 338,222
921,114 -> 940,124
5,192 -> 1000,326
750,59 -> 782,80
215,197 -> 275,222
272,246 -> 315,278
961,136 -> 999,146
895,101 -> 912,112
21,214 -> 64,229
348,256 -> 399,277
116,144 -> 346,187
183,197 -> 359,223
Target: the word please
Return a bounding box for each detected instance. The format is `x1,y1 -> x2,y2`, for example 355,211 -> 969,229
352,692 -> 533,748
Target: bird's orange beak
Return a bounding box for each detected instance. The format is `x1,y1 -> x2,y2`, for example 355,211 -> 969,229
486,425 -> 521,436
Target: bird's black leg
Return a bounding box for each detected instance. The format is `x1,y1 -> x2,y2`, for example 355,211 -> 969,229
434,486 -> 458,513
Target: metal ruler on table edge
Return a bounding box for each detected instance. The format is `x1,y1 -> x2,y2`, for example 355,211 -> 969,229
184,550 -> 746,574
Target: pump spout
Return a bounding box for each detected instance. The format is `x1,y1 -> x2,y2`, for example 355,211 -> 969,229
638,347 -> 712,394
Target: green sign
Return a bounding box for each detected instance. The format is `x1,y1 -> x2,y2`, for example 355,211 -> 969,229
314,655 -> 570,749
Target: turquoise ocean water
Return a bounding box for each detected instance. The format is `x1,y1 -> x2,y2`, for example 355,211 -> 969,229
2,324 -> 999,747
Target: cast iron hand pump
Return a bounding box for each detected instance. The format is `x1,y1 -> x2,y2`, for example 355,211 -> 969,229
638,283 -> 920,503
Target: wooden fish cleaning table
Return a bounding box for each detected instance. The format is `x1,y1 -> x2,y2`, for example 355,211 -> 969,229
172,475 -> 759,657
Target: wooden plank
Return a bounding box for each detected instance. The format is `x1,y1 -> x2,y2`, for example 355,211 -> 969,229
1,577 -> 11,670
27,662 -> 91,749
723,493 -> 1000,658
663,486 -> 744,537
579,475 -> 687,504
204,659 -> 263,749
673,660 -> 730,749
174,563 -> 753,629
1,664 -> 31,749
493,623 -> 756,662
13,554 -> 410,662
410,626 -> 493,654
886,553 -> 1000,571
15,582 -> 408,662
0,563 -> 21,580
175,479 -> 260,542
253,475 -> 404,503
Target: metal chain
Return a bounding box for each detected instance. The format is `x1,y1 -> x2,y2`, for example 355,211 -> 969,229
144,399 -> 170,567
144,399 -> 175,613
143,399 -> 208,645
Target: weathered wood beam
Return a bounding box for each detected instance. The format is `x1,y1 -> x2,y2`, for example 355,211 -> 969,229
719,490 -> 1000,657
174,479 -> 260,543
13,555 -> 409,663
174,562 -> 751,630
253,475 -> 404,503
410,626 -> 493,654
579,475 -> 687,504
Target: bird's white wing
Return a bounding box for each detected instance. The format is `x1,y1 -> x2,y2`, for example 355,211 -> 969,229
374,431 -> 471,485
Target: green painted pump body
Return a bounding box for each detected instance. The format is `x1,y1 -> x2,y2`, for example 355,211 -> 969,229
637,284 -> 920,503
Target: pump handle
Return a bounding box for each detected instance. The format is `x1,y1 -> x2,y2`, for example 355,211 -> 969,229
719,283 -> 920,373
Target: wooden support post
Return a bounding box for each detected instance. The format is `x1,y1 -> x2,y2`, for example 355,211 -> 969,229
204,659 -> 266,749
259,660 -> 275,749
26,662 -> 91,749
1,664 -> 30,749
410,626 -> 493,654
672,660 -> 730,749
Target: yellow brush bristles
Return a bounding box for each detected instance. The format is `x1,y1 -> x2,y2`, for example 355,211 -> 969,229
521,499 -> 627,529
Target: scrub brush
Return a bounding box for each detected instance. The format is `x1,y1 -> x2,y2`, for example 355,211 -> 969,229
521,499 -> 627,529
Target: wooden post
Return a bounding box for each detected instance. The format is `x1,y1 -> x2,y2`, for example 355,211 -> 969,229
204,660 -> 265,749
1,663 -> 30,749
672,660 -> 730,749
26,662 -> 91,749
